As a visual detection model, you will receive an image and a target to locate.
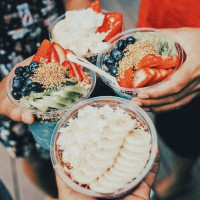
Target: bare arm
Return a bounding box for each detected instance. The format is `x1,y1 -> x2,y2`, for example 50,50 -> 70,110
64,0 -> 92,10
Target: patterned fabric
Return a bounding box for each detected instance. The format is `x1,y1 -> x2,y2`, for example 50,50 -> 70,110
0,0 -> 65,158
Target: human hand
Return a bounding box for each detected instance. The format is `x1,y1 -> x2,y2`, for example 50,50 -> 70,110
0,56 -> 34,123
132,28 -> 200,112
56,151 -> 160,200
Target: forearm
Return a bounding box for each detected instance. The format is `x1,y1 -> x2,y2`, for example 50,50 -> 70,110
64,0 -> 92,11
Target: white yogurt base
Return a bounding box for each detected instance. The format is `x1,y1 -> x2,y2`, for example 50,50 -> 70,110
52,8 -> 111,57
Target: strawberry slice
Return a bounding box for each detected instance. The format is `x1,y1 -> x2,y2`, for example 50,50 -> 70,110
97,12 -> 123,42
158,55 -> 180,69
118,68 -> 134,88
167,68 -> 174,77
87,0 -> 102,13
53,43 -> 66,64
137,53 -> 162,69
62,60 -> 74,77
51,47 -> 60,63
69,62 -> 83,82
32,39 -> 52,63
133,68 -> 152,88
159,69 -> 168,80
146,67 -> 157,80
77,65 -> 91,84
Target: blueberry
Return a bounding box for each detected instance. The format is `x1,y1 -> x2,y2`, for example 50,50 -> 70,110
24,78 -> 32,85
110,49 -> 123,61
125,36 -> 135,45
24,65 -> 30,72
29,82 -> 44,92
109,66 -> 118,76
14,66 -> 25,76
29,62 -> 39,72
116,39 -> 126,50
104,56 -> 115,67
12,76 -> 24,90
20,85 -> 30,96
13,75 -> 23,81
23,71 -> 32,79
11,90 -> 22,100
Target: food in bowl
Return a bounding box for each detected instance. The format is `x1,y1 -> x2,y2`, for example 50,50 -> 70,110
11,39 -> 93,112
56,103 -> 152,194
103,31 -> 181,88
7,39 -> 96,149
50,0 -> 123,57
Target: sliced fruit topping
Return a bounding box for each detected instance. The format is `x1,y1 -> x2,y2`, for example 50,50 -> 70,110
70,62 -> 82,82
53,43 -> 66,64
118,68 -> 133,88
133,68 -> 152,88
97,12 -> 123,42
87,0 -> 102,13
158,55 -> 180,69
137,53 -> 162,69
32,39 -> 52,63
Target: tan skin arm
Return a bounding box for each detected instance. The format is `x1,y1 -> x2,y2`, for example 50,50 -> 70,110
0,56 -> 34,124
64,0 -> 92,10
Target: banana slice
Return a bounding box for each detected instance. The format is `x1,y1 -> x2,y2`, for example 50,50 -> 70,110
93,148 -> 119,160
103,171 -> 133,183
80,163 -> 105,177
120,148 -> 150,161
114,162 -> 142,174
98,176 -> 127,189
90,181 -> 116,193
108,118 -> 137,133
123,143 -> 151,154
86,154 -> 115,169
116,156 -> 147,168
97,138 -> 123,149
72,169 -> 97,184
102,129 -> 128,140
110,167 -> 133,178
125,129 -> 151,146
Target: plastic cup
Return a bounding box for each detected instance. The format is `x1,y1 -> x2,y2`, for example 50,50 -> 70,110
96,28 -> 185,100
50,96 -> 157,199
49,9 -> 123,64
6,63 -> 96,150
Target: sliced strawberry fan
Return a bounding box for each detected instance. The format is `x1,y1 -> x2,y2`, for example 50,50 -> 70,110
32,39 -> 90,83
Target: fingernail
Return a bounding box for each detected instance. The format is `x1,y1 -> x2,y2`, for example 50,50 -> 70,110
137,94 -> 149,99
132,101 -> 142,107
22,113 -> 34,124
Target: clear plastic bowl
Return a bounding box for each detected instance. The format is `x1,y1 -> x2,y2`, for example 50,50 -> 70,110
50,96 -> 157,199
49,9 -> 123,63
6,63 -> 96,150
96,28 -> 185,100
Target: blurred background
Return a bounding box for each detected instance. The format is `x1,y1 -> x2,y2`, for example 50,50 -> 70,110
1,0 -> 200,200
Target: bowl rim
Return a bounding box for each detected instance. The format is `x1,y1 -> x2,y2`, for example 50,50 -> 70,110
6,63 -> 96,115
96,27 -> 185,94
50,96 -> 158,198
